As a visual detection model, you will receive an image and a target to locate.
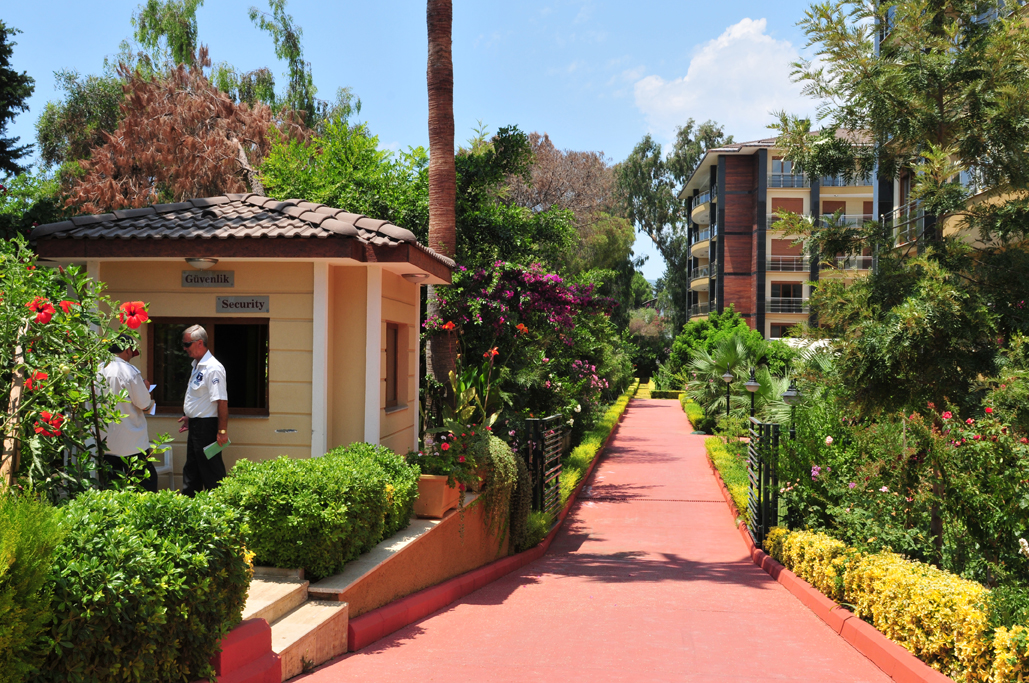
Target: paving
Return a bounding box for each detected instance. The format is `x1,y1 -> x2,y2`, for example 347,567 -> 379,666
304,398 -> 892,682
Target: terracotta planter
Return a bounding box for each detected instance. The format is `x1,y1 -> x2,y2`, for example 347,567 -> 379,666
414,474 -> 461,518
464,466 -> 488,493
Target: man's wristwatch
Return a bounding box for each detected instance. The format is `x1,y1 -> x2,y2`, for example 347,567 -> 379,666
218,430 -> 227,435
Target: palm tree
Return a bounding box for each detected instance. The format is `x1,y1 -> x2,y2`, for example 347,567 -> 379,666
686,333 -> 791,423
425,0 -> 457,386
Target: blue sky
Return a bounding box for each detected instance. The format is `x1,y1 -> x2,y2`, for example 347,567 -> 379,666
5,0 -> 820,279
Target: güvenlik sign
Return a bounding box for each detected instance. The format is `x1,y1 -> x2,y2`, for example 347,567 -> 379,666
182,271 -> 234,287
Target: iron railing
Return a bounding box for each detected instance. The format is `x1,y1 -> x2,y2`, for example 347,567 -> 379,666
767,256 -> 809,272
690,223 -> 717,245
748,417 -> 780,546
766,298 -> 809,314
694,187 -> 715,207
884,201 -> 925,247
819,174 -> 873,187
821,213 -> 874,227
689,302 -> 710,317
826,255 -> 873,271
690,265 -> 710,281
769,173 -> 809,188
525,415 -> 565,515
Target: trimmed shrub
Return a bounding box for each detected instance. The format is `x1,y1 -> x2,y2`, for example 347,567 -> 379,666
0,495 -> 63,683
325,443 -> 420,539
680,395 -> 708,432
651,390 -> 682,399
762,527 -> 1022,682
704,437 -> 749,524
38,490 -> 251,683
213,443 -> 419,579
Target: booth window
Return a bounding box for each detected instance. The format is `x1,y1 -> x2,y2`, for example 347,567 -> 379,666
148,318 -> 269,416
385,323 -> 399,408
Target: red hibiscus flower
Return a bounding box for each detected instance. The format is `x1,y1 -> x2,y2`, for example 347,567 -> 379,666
34,411 -> 64,437
26,297 -> 55,324
515,323 -> 528,334
441,443 -> 450,451
24,371 -> 47,391
985,407 -> 994,414
441,321 -> 456,331
59,300 -> 80,314
119,301 -> 149,329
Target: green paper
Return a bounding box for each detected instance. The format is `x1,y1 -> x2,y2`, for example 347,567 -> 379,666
203,439 -> 230,459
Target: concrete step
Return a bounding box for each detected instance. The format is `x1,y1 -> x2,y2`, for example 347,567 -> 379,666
243,578 -> 310,626
271,600 -> 349,681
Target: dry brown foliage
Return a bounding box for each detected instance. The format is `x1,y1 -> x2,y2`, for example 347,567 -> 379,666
505,132 -> 615,234
67,47 -> 307,214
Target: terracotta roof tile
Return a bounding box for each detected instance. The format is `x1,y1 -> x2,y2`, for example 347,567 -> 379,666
30,194 -> 456,270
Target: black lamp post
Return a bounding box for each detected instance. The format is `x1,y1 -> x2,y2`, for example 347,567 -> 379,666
745,368 -> 760,418
782,379 -> 800,439
721,370 -> 734,418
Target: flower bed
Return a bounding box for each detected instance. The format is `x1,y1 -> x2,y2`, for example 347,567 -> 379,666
764,527 -> 1029,682
705,437 -> 749,524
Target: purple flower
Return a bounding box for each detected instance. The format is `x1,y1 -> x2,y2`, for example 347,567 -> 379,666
848,482 -> 856,489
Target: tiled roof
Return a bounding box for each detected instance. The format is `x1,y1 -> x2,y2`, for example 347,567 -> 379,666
31,193 -> 456,270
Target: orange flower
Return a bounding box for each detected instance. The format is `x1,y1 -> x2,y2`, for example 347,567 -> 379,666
515,323 -> 528,334
483,347 -> 499,358
34,411 -> 64,437
59,300 -> 80,314
441,321 -> 456,331
119,301 -> 149,329
26,297 -> 55,324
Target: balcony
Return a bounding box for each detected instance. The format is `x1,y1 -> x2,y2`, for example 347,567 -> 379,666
767,256 -> 809,272
820,213 -> 874,227
769,173 -> 809,189
820,174 -> 873,188
826,255 -> 873,271
883,201 -> 924,247
690,302 -> 711,317
690,264 -> 710,281
691,186 -> 716,223
766,298 -> 810,314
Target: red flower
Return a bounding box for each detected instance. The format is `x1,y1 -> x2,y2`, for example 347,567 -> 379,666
25,265 -> 35,271
941,411 -> 952,420
458,455 -> 466,463
441,443 -> 450,451
1021,438 -> 1028,445
483,347 -> 499,359
34,411 -> 64,437
26,297 -> 55,324
985,407 -> 994,414
59,300 -> 79,314
441,321 -> 456,331
515,323 -> 528,334
119,301 -> 149,329
24,371 -> 47,391
966,418 -> 975,425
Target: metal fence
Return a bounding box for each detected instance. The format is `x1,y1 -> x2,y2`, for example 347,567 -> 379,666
525,415 -> 565,516
747,417 -> 781,546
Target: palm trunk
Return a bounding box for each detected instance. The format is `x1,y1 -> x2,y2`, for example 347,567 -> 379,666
425,0 -> 457,388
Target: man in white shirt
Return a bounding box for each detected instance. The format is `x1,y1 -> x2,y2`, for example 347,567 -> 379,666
177,324 -> 229,496
100,335 -> 157,492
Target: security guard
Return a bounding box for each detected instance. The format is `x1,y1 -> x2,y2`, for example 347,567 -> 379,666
177,324 -> 229,495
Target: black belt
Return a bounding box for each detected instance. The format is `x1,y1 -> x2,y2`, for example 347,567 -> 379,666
187,416 -> 219,421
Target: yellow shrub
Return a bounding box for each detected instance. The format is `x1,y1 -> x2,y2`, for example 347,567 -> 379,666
992,625 -> 1029,682
772,529 -> 853,602
764,526 -> 789,559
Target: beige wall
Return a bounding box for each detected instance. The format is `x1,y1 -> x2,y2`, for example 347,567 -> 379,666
327,265 -> 367,450
379,270 -> 420,455
100,260 -> 315,482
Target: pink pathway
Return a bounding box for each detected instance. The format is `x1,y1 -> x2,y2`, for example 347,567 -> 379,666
305,399 -> 892,682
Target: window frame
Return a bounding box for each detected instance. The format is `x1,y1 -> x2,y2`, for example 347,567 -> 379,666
385,323 -> 399,409
147,316 -> 271,417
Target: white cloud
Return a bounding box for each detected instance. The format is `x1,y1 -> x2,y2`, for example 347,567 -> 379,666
633,18 -> 815,144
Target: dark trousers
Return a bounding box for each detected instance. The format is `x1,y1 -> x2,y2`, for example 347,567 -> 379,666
182,416 -> 226,497
103,452 -> 158,493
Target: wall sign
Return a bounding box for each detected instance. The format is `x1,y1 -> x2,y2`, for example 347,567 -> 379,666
216,296 -> 269,313
182,270 -> 234,288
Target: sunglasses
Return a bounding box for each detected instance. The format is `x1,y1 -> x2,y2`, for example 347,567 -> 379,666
182,340 -> 200,349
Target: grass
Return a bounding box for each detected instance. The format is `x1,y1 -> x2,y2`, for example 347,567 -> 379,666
705,436 -> 749,525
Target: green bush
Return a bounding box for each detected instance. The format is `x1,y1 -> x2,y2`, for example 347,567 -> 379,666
326,443 -> 420,539
680,395 -> 710,432
651,390 -> 682,399
705,437 -> 749,524
213,444 -> 419,580
38,490 -> 251,683
509,452 -> 533,552
0,495 -> 63,683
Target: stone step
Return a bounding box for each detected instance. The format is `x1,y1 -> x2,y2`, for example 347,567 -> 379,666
242,578 -> 310,626
271,600 -> 349,681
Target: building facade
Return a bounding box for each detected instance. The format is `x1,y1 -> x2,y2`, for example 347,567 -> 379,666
681,138 -> 886,338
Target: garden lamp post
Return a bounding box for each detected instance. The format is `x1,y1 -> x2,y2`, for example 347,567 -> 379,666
721,370 -> 734,418
745,368 -> 760,418
782,380 -> 800,439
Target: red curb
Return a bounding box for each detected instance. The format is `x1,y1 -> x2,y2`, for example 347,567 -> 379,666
707,458 -> 955,683
346,395 -> 635,653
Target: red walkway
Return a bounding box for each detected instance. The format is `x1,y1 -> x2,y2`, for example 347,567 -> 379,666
306,399 -> 892,682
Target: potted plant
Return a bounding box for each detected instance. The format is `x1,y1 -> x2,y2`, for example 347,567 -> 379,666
411,432 -> 481,518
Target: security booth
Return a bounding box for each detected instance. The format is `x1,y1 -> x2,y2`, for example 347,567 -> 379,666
31,193 -> 454,489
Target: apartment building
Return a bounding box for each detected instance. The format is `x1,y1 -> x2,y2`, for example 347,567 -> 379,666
680,138 -> 887,338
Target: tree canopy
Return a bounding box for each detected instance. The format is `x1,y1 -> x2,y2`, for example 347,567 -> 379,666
0,22 -> 35,176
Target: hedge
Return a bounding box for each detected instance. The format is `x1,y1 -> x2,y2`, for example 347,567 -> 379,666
651,390 -> 682,399
213,443 -> 419,580
704,437 -> 749,524
38,490 -> 251,683
0,495 -> 63,683
680,395 -> 706,431
764,527 -> 1029,682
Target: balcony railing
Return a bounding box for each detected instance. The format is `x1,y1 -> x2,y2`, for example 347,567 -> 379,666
691,223 -> 717,245
694,185 -> 716,207
769,173 -> 809,188
766,298 -> 810,314
821,213 -> 875,227
690,302 -> 711,317
690,265 -> 710,281
883,201 -> 924,247
820,174 -> 873,188
826,255 -> 873,271
767,256 -> 809,272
